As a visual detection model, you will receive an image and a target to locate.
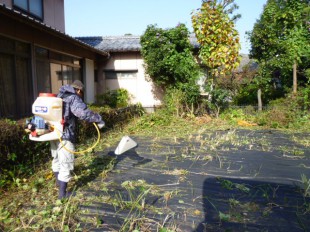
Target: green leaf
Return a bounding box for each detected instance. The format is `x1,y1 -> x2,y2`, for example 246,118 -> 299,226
219,211 -> 230,221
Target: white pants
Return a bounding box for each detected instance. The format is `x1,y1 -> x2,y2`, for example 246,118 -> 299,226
50,140 -> 75,182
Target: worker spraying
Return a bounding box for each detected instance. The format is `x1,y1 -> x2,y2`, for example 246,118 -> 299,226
26,80 -> 139,199
27,80 -> 105,200
53,80 -> 105,199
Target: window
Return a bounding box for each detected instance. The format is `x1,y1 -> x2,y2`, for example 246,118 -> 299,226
13,0 -> 43,19
0,36 -> 32,119
35,47 -> 82,95
105,70 -> 138,79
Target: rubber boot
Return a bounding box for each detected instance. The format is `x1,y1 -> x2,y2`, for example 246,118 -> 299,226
58,181 -> 68,200
53,172 -> 59,187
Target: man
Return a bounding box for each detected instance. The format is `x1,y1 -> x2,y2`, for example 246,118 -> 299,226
50,80 -> 105,199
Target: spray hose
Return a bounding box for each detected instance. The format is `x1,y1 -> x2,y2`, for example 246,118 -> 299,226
54,123 -> 101,155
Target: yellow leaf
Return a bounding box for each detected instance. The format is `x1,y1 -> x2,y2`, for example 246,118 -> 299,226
46,172 -> 53,180
237,120 -> 258,127
194,210 -> 202,216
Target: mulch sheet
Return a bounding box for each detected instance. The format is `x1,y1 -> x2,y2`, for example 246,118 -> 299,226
77,129 -> 310,232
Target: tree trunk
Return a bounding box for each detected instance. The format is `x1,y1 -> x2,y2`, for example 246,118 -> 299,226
257,88 -> 262,111
293,61 -> 297,94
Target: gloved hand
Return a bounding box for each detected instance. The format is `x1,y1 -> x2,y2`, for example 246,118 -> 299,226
97,120 -> 105,129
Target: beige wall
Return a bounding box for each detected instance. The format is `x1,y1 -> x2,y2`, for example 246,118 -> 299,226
43,0 -> 65,32
83,58 -> 95,104
97,52 -> 163,109
0,0 -> 65,32
1,0 -> 10,6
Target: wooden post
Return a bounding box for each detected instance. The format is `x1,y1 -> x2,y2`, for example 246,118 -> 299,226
257,88 -> 262,111
293,62 -> 297,94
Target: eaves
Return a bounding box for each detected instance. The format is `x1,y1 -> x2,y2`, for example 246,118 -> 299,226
0,3 -> 108,57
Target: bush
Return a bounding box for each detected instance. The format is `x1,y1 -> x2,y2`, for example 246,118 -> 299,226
254,95 -> 307,129
140,23 -> 201,112
295,86 -> 310,112
162,88 -> 186,116
140,24 -> 200,87
0,119 -> 50,189
0,104 -> 145,190
77,104 -> 145,142
204,83 -> 231,118
220,107 -> 257,126
96,88 -> 132,108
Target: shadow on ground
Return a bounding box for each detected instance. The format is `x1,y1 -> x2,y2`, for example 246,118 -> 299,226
195,177 -> 308,232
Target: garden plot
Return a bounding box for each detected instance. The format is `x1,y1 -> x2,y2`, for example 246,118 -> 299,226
77,129 -> 310,231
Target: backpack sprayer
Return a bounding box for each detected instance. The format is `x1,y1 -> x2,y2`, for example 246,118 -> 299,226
25,93 -> 101,154
26,93 -> 63,141
26,93 -> 137,155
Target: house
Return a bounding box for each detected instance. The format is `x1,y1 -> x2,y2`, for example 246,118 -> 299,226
0,0 -> 108,119
75,34 -> 201,112
76,36 -> 255,109
76,36 -> 165,112
0,0 -> 253,119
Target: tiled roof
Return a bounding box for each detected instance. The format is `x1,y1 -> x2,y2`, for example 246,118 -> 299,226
236,54 -> 258,73
76,36 -> 142,52
75,35 -> 255,72
189,34 -> 200,49
76,34 -> 200,52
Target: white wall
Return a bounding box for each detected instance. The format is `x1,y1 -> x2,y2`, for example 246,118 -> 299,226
83,58 -> 95,103
98,52 -> 163,109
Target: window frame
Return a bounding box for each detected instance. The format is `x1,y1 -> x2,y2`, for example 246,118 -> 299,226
0,36 -> 32,119
104,70 -> 138,79
13,0 -> 44,20
35,46 -> 82,95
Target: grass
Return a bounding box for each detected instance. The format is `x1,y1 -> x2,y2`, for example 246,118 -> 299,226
0,111 -> 310,231
301,174 -> 310,197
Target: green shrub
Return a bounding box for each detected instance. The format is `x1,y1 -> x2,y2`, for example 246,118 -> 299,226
0,119 -> 50,189
77,104 -> 145,142
296,86 -> 310,112
254,95 -> 307,129
163,88 -> 186,116
220,107 -> 257,126
0,104 -> 144,190
140,24 -> 200,87
96,88 -> 132,108
233,83 -> 258,105
204,83 -> 231,118
140,23 -> 201,112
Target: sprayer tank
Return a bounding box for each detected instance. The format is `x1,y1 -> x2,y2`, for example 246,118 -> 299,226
32,93 -> 62,122
30,93 -> 63,141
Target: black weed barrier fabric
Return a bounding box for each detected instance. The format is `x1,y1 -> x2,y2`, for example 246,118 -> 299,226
76,129 -> 310,231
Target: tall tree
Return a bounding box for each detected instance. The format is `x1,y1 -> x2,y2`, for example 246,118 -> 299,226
191,0 -> 241,77
249,0 -> 310,94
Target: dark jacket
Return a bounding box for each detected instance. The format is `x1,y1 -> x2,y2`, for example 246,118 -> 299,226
57,85 -> 102,143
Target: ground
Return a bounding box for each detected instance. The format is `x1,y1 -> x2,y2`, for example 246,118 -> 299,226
72,129 -> 310,231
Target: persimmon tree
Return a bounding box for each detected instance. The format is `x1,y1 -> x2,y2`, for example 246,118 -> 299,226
191,0 -> 241,77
